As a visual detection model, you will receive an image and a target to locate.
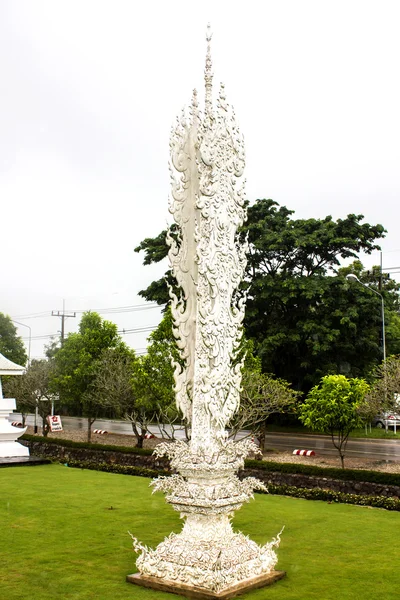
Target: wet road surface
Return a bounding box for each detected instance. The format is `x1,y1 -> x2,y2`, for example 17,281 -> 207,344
17,415 -> 400,461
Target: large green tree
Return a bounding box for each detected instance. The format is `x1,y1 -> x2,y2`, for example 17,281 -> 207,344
0,313 -> 28,365
53,312 -> 127,441
135,199 -> 398,391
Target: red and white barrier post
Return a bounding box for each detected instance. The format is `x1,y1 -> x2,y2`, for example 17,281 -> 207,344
292,449 -> 315,456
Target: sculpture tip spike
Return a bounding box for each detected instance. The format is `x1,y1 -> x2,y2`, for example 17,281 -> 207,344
204,23 -> 213,117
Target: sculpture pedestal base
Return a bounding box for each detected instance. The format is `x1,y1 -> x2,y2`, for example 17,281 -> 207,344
0,455 -> 50,467
127,571 -> 285,599
0,440 -> 29,458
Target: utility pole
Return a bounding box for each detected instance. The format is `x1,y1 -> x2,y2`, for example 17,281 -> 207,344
52,301 -> 76,345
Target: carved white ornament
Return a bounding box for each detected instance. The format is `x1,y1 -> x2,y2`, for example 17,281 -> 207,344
132,27 -> 282,593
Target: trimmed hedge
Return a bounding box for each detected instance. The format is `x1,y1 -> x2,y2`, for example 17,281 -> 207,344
65,460 -> 167,478
21,434 -> 153,456
266,483 -> 400,512
23,434 -> 400,488
245,459 -> 400,488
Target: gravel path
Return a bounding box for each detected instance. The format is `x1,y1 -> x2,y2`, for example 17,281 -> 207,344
27,426 -> 400,474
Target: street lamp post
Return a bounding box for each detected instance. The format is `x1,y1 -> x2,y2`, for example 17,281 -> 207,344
346,274 -> 386,362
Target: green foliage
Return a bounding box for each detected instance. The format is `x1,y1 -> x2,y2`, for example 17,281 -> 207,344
300,375 -> 369,433
53,312 -> 127,441
386,314 -> 400,356
231,369 -> 301,447
134,199 -> 397,392
367,355 -> 400,414
0,313 -> 28,365
66,460 -> 168,478
134,226 -> 178,306
299,375 -> 370,467
266,484 -> 400,511
243,201 -> 393,390
244,458 -> 400,487
84,346 -> 154,447
132,308 -> 179,424
24,433 -> 400,489
44,338 -> 61,360
21,434 -> 154,455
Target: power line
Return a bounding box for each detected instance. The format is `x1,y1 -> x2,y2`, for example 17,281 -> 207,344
10,310 -> 53,320
21,325 -> 158,341
11,302 -> 162,320
118,326 -> 157,335
71,303 -> 161,314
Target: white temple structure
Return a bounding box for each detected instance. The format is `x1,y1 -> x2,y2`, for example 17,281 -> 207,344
128,28 -> 284,599
0,352 -> 28,458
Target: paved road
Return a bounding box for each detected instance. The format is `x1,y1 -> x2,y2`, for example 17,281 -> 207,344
17,415 -> 400,461
264,432 -> 400,461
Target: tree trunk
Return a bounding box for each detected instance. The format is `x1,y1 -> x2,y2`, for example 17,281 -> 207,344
257,422 -> 267,452
87,418 -> 92,443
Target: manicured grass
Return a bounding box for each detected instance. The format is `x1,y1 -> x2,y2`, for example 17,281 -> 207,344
1,464 -> 399,600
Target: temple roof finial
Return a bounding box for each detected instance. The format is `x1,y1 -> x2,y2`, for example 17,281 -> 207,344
204,23 -> 213,117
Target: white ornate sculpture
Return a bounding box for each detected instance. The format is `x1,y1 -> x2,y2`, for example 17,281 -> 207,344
0,352 -> 28,458
128,28 -> 284,597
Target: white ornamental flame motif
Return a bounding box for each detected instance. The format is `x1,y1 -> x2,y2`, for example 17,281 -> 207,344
167,33 -> 248,452
129,27 -> 283,594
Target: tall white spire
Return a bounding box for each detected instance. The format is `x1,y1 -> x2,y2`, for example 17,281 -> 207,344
129,28 -> 284,597
204,23 -> 213,118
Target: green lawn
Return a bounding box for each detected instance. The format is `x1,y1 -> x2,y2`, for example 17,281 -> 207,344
1,464 -> 399,600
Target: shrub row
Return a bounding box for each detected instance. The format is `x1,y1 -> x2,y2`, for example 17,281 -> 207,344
65,460 -> 168,478
23,435 -> 400,488
63,459 -> 400,512
245,459 -> 400,488
22,434 -> 153,456
266,483 -> 400,512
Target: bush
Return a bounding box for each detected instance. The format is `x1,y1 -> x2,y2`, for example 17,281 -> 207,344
266,484 -> 400,511
21,434 -> 154,456
65,460 -> 168,478
244,459 -> 400,488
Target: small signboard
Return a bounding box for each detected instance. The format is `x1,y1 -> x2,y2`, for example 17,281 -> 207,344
47,415 -> 63,432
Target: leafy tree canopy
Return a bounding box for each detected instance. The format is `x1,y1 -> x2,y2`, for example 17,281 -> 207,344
299,374 -> 370,467
134,199 -> 397,392
132,308 -> 178,415
0,313 -> 28,366
53,311 -> 128,440
230,369 -> 301,449
367,355 -> 400,414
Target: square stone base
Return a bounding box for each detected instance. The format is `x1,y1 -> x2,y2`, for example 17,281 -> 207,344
126,570 -> 286,599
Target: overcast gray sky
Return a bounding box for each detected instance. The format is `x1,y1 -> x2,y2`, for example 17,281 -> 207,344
2,0 -> 399,360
